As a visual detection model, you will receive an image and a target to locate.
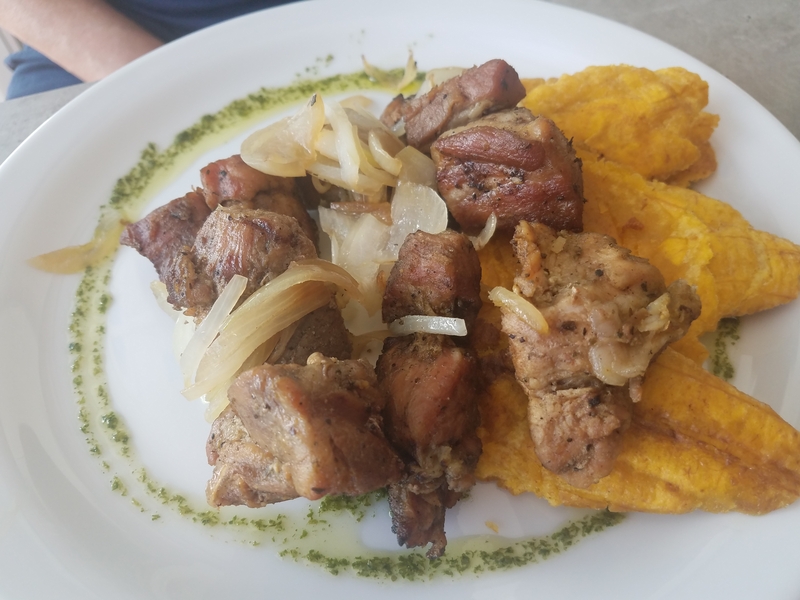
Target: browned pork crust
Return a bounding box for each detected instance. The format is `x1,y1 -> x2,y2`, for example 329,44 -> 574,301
120,190 -> 212,307
432,107 -> 585,235
200,154 -> 318,244
376,230 -> 483,558
382,229 -> 483,328
381,59 -> 527,152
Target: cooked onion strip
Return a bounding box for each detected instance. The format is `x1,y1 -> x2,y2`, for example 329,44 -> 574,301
182,259 -> 362,399
266,321 -> 300,363
327,100 -> 361,187
368,129 -> 403,176
415,66 -> 465,96
389,315 -> 468,337
362,52 -> 418,91
386,181 -> 449,259
203,338 -> 277,422
184,282 -> 329,399
28,217 -> 127,274
242,91 -> 407,196
240,93 -> 326,177
469,213 -> 498,251
396,146 -> 436,186
179,274 -> 247,387
488,286 -> 550,334
149,280 -> 182,320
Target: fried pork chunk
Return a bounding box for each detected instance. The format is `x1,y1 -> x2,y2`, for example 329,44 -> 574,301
431,107 -> 585,235
199,154 -> 318,244
185,205 -> 316,315
382,229 -> 483,327
500,221 -> 700,488
119,190 -> 212,308
206,406 -> 299,508
226,354 -> 404,500
380,59 -> 527,152
376,230 -> 483,558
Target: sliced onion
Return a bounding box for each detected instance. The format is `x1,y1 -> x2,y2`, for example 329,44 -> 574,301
327,201 -> 392,224
385,181 -> 449,260
203,378 -> 236,423
351,329 -> 391,365
183,259 -> 362,399
396,146 -> 437,186
314,128 -> 339,161
368,129 -> 403,176
28,217 -> 126,274
488,286 -> 550,334
353,135 -> 398,188
326,100 -> 361,188
266,321 -> 300,363
389,315 -> 468,337
184,282 -> 328,399
306,157 -> 384,195
469,213 -> 498,251
179,274 -> 247,387
342,103 -> 389,136
311,175 -> 331,194
241,93 -> 326,176
203,337 -> 277,422
339,95 -> 373,110
173,315 -> 196,362
362,52 -> 417,91
149,280 -> 182,321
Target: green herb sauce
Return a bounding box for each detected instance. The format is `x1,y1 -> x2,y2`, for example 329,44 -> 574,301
68,64 -> 624,581
709,317 -> 740,380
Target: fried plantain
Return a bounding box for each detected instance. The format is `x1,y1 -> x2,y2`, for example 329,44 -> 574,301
521,65 -> 719,185
474,293 -> 800,514
580,150 -> 800,339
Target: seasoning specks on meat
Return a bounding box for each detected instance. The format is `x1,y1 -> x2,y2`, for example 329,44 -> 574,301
228,354 -> 404,500
499,221 -> 701,487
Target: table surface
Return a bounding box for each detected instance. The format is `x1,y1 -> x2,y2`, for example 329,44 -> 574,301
0,0 -> 798,166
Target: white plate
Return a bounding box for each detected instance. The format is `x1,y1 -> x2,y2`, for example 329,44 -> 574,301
2,0 -> 800,598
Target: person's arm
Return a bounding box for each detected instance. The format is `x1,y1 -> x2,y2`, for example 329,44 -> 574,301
0,0 -> 163,81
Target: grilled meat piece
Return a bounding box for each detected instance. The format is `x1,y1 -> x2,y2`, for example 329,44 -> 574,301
378,334 -> 482,558
379,334 -> 482,489
120,190 -> 212,307
377,230 -> 483,557
432,107 -> 585,235
380,59 -> 526,152
382,229 -> 483,328
206,301 -> 353,509
227,354 -> 404,500
200,154 -> 318,244
182,205 -> 316,317
387,483 -> 461,559
206,406 -> 299,507
499,221 -> 701,487
275,303 -> 353,365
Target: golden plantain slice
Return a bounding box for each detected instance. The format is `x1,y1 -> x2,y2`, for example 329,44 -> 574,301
580,151 -> 800,338
521,65 -> 719,185
475,301 -> 800,514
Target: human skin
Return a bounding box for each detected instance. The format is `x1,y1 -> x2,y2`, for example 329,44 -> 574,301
0,0 -> 162,81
